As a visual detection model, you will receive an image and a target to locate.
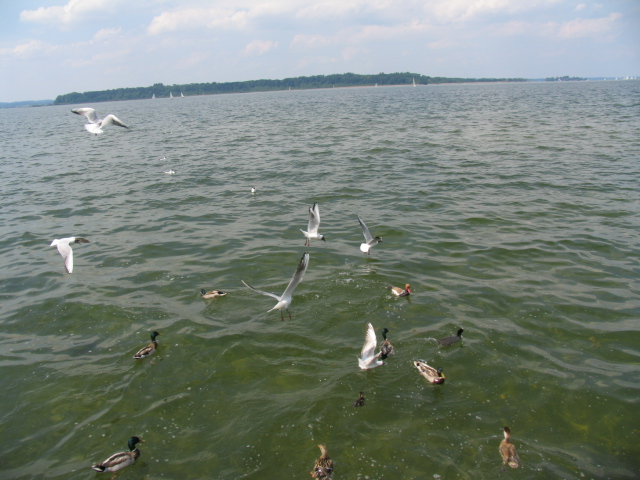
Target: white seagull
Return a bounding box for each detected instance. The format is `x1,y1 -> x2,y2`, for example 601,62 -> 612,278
357,215 -> 383,254
50,237 -> 90,273
164,169 -> 176,175
300,202 -> 326,247
358,322 -> 384,369
242,253 -> 309,321
71,107 -> 129,134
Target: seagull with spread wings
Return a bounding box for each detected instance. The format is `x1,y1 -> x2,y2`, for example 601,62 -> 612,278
242,253 -> 309,320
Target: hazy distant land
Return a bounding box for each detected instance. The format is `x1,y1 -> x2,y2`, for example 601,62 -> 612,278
51,72 -> 526,105
3,73 -> 633,107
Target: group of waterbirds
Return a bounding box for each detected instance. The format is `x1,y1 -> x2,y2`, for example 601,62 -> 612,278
50,170 -> 514,474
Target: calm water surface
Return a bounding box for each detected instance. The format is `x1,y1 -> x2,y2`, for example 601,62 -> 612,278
0,81 -> 639,479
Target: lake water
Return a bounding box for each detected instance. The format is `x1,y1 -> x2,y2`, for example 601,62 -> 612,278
0,80 -> 639,480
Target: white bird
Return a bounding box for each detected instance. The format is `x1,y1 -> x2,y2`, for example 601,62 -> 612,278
242,253 -> 309,321
358,215 -> 383,254
358,322 -> 384,369
251,186 -> 257,194
301,202 -> 326,246
50,237 -> 90,273
164,169 -> 176,175
71,107 -> 129,134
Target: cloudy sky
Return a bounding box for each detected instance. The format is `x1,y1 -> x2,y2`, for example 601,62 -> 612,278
1,0 -> 638,102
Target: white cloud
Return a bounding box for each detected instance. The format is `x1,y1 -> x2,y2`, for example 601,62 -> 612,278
93,28 -> 122,42
20,0 -> 118,25
147,7 -> 249,35
426,0 -> 562,23
242,39 -> 279,56
575,3 -> 586,12
556,12 -> 621,38
291,33 -> 336,49
0,40 -> 57,58
354,21 -> 429,41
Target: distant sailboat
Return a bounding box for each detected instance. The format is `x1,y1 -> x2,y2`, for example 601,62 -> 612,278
170,92 -> 174,99
152,94 -> 155,99
180,92 -> 185,98
413,78 -> 416,87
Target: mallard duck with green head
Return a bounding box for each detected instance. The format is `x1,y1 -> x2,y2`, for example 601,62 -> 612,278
413,360 -> 445,384
133,331 -> 160,359
92,436 -> 142,479
310,444 -> 334,478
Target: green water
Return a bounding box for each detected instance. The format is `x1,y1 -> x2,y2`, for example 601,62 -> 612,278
0,81 -> 639,479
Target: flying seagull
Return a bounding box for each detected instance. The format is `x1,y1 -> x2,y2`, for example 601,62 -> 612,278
50,237 -> 90,273
301,202 -> 326,246
71,107 -> 129,134
358,322 -> 384,370
358,215 -> 382,254
242,253 -> 309,320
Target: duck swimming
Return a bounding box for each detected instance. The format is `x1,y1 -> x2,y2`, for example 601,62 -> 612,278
499,426 -> 519,469
413,360 -> 445,384
133,331 -> 160,359
438,328 -> 464,347
353,391 -> 365,407
310,444 -> 334,478
380,328 -> 395,360
387,283 -> 411,297
200,289 -> 227,299
91,436 -> 142,478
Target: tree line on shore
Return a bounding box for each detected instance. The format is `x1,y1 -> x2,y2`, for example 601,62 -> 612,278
52,72 -> 526,105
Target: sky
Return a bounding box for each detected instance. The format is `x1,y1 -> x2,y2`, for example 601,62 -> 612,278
1,0 -> 638,102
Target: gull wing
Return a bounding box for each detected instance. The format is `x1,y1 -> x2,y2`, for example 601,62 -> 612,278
71,108 -> 98,124
307,203 -> 321,235
360,322 -> 378,360
281,252 -> 309,298
101,114 -> 129,129
56,241 -> 74,274
241,280 -> 282,301
358,215 -> 374,244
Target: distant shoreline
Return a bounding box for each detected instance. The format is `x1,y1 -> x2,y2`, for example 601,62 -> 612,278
3,75 -> 636,107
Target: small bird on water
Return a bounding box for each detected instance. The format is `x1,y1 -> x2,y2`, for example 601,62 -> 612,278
380,328 -> 395,360
200,288 -> 227,299
499,426 -> 520,469
133,331 -> 160,359
91,436 -> 142,479
387,283 -> 411,296
413,360 -> 445,384
438,328 -> 464,347
310,444 -> 334,478
353,391 -> 365,407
